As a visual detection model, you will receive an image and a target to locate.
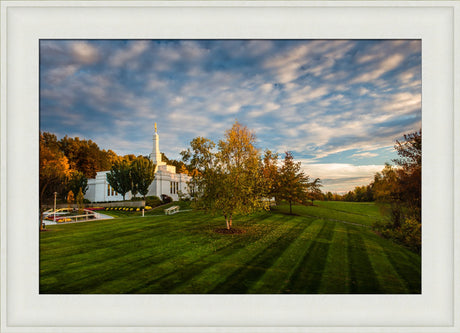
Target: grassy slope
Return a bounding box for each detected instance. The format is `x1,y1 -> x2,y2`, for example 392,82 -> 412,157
40,201 -> 420,294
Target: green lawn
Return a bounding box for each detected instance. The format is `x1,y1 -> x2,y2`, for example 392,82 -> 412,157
40,201 -> 420,294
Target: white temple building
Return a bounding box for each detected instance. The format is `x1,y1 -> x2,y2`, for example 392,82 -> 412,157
85,124 -> 191,203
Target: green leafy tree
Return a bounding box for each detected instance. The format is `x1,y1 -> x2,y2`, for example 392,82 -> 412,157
68,170 -> 88,197
106,160 -> 132,201
307,177 -> 323,205
130,156 -> 156,200
276,151 -> 310,215
181,136 -> 217,206
182,122 -> 268,230
215,121 -> 268,229
261,149 -> 279,199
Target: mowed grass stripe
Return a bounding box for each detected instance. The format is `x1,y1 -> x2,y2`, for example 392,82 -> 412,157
41,212 -> 225,258
40,216 -> 230,293
316,201 -> 384,219
208,219 -> 312,294
249,218 -> 324,293
273,205 -> 375,227
361,236 -> 409,293
171,214 -> 297,294
317,222 -> 349,293
377,238 -> 421,293
283,220 -> 335,293
123,221 -> 267,294
88,227 -> 251,294
40,216 -> 214,276
41,214 -> 209,248
346,224 -> 381,293
83,213 -> 284,294
40,202 -> 421,294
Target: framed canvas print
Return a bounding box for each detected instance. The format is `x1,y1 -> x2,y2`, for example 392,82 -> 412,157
1,1 -> 458,332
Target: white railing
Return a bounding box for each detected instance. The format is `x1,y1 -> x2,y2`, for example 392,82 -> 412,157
44,209 -> 98,223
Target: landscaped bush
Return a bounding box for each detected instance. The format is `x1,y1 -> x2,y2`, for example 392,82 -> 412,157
145,196 -> 162,208
161,194 -> 173,204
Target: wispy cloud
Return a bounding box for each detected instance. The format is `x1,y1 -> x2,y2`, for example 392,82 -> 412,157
71,41 -> 100,64
40,39 -> 421,192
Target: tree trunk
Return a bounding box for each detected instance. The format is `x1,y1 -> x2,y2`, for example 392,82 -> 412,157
289,200 -> 292,215
39,208 -> 44,231
229,215 -> 232,229
225,214 -> 229,230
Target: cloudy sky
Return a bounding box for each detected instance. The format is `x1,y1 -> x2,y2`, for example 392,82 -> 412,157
40,39 -> 421,193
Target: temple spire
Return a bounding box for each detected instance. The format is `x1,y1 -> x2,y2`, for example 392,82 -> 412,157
150,122 -> 165,166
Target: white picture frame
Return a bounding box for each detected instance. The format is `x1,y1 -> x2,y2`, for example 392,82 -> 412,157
1,1 -> 458,332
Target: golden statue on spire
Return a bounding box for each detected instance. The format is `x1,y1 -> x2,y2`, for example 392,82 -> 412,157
155,122 -> 157,133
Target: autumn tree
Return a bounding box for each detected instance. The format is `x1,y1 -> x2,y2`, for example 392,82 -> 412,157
372,130 -> 422,252
373,164 -> 402,226
67,190 -> 75,210
58,135 -> 118,178
40,133 -> 71,205
275,152 -> 311,215
76,188 -> 85,214
393,130 -> 421,222
130,156 -> 156,200
106,160 -> 132,200
182,122 -> 269,230
215,122 -> 268,229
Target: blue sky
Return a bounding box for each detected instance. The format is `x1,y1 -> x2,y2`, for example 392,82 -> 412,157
40,40 -> 421,193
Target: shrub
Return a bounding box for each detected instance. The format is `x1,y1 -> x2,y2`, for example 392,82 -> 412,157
373,217 -> 421,253
400,217 -> 421,253
145,196 -> 162,208
161,194 -> 173,204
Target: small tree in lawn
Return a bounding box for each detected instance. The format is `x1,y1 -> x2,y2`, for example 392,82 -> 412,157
181,136 -> 217,208
307,178 -> 323,205
261,149 -> 279,199
182,121 -> 268,230
215,121 -> 268,229
277,151 -> 310,215
106,159 -> 132,200
130,156 -> 156,200
76,188 -> 84,214
67,190 -> 74,211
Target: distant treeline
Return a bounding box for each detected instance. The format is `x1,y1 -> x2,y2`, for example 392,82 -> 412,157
324,184 -> 374,202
